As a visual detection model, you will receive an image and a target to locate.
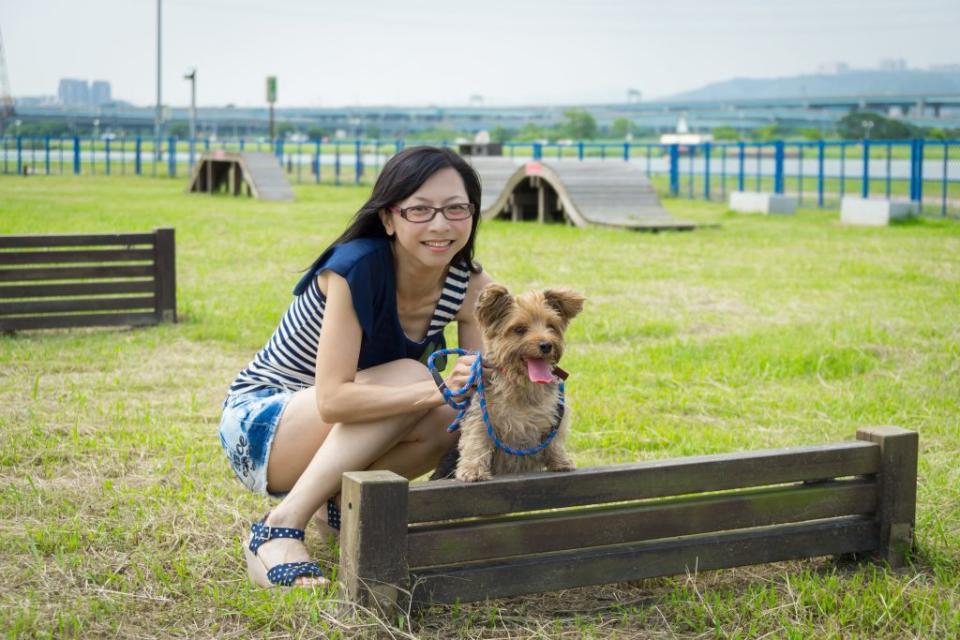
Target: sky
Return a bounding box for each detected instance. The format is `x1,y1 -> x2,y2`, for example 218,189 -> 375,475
2,0 -> 959,108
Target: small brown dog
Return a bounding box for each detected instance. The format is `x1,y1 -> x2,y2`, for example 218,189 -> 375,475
432,283 -> 585,482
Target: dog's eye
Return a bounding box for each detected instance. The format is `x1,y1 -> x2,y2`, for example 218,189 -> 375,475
513,326 -> 527,335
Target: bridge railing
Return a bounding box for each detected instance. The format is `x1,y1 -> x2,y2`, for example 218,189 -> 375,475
1,136 -> 957,216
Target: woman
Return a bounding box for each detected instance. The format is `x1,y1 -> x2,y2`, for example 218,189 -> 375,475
218,146 -> 493,587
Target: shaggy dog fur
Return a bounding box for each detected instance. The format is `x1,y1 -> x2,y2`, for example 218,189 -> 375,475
431,283 -> 585,482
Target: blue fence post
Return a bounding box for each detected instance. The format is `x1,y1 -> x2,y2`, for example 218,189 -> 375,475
915,139 -> 924,207
577,141 -> 584,161
73,136 -> 81,175
797,143 -> 804,204
15,136 -> 22,175
885,143 -> 893,199
669,144 -> 679,197
44,136 -> 51,175
355,139 -> 362,184
396,139 -> 405,152
533,142 -> 542,160
817,140 -> 825,208
135,137 -> 142,175
314,140 -> 321,184
274,138 -> 283,163
774,140 -> 785,194
703,142 -> 711,200
737,141 -> 745,191
839,143 -> 846,200
942,141 -> 949,217
861,140 -> 870,198
335,143 -> 341,185
168,136 -> 176,177
105,138 -> 111,175
623,142 -> 630,162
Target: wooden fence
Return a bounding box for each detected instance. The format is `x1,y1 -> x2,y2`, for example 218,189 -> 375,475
340,426 -> 917,612
0,228 -> 176,332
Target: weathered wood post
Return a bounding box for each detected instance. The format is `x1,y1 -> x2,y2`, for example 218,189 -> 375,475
153,228 -> 177,323
340,470 -> 410,615
856,426 -> 918,567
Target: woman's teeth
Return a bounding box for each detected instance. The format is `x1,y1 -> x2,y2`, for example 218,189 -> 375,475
423,240 -> 452,247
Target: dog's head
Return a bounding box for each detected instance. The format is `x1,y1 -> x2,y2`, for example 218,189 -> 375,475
475,283 -> 585,386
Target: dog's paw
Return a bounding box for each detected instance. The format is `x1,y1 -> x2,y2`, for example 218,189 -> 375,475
547,461 -> 576,472
455,465 -> 492,482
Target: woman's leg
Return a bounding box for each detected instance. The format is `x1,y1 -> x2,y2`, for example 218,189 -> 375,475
249,359 -> 455,586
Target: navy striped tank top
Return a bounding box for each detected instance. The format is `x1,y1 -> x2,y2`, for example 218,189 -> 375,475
229,237 -> 472,395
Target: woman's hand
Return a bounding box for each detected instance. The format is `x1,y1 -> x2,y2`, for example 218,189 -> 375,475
443,354 -> 479,395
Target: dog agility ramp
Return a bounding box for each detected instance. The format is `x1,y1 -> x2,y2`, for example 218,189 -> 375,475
471,158 -> 694,231
187,151 -> 294,201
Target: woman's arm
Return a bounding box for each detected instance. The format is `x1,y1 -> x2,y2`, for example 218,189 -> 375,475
457,269 -> 494,351
313,272 -> 443,425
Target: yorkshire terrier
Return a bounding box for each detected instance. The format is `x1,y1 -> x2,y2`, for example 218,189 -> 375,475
431,283 -> 585,482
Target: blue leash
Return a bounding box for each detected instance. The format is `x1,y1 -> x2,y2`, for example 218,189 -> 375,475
426,348 -> 564,457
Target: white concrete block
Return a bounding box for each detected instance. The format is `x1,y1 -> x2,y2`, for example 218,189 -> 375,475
728,191 -> 797,214
840,197 -> 918,226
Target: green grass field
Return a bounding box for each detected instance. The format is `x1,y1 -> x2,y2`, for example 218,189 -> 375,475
2,175 -> 959,638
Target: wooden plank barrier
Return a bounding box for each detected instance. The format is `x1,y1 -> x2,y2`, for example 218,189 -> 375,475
0,228 -> 177,332
340,427 -> 918,612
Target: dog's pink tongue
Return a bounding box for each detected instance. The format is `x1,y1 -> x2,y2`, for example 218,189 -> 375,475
526,358 -> 554,384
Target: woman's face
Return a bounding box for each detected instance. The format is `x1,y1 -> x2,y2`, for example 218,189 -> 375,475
380,166 -> 474,271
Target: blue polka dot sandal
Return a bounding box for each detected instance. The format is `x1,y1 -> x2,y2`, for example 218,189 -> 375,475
326,498 -> 341,531
243,514 -> 326,588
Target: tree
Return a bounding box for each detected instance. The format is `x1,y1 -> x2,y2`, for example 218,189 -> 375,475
560,108 -> 597,140
490,125 -> 511,143
515,122 -> 549,142
712,126 -> 739,141
611,117 -> 633,139
837,112 -> 917,140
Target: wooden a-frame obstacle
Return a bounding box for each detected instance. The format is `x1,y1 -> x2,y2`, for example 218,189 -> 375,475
187,151 -> 294,201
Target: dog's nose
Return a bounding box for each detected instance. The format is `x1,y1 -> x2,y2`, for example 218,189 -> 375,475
538,341 -> 552,354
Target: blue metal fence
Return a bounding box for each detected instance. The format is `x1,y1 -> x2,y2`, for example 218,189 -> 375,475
1,136 -> 957,216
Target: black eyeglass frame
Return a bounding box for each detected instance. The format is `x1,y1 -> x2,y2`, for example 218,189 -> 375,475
390,202 -> 476,223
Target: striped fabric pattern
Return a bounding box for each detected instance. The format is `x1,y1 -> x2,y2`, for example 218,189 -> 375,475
229,263 -> 471,395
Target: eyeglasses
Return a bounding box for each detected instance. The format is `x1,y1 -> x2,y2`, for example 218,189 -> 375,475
391,202 -> 475,223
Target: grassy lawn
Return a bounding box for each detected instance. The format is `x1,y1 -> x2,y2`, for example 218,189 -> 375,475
1,175 -> 959,638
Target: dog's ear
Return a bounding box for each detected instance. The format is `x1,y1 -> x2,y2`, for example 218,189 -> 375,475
543,289 -> 585,325
475,283 -> 514,329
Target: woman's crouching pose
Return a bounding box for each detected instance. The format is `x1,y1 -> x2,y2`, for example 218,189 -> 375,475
218,146 -> 492,587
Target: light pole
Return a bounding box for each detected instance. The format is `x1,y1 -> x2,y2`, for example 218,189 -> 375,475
861,119 -> 874,141
184,69 -> 196,139
184,69 -> 196,166
155,0 -> 162,157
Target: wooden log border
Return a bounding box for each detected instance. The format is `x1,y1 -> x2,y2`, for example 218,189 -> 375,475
0,228 -> 177,331
339,427 -> 918,611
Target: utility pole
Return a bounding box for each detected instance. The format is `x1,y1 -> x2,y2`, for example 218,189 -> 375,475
266,76 -> 277,141
184,69 -> 196,140
0,26 -> 16,134
155,0 -> 163,154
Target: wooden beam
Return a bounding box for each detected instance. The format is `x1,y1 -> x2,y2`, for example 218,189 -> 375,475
153,228 -> 177,323
411,517 -> 878,604
340,471 -> 410,616
856,426 -> 918,567
407,442 -> 881,522
407,479 -> 877,567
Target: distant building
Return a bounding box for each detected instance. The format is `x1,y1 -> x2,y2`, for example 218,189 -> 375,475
928,63 -> 960,72
817,62 -> 850,75
58,78 -> 90,106
91,80 -> 111,106
879,58 -> 907,71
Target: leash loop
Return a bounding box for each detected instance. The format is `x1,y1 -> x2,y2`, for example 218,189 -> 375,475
427,348 -> 564,457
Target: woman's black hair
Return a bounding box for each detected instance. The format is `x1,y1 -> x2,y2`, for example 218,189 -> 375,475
323,145 -> 483,272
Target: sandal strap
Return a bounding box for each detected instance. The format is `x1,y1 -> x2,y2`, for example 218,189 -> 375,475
248,516 -> 306,554
266,561 -> 324,586
327,498 -> 341,531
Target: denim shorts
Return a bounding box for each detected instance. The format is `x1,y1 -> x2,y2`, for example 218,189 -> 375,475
218,387 -> 295,496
